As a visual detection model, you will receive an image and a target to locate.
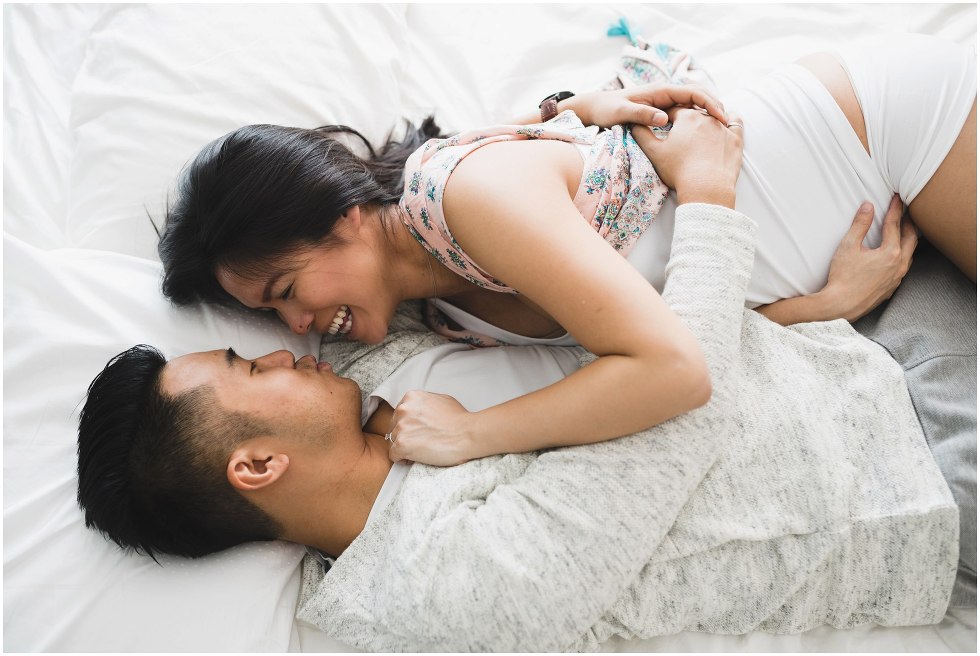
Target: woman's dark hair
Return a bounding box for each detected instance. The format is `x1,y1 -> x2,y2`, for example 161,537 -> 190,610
77,345 -> 282,560
158,117 -> 446,306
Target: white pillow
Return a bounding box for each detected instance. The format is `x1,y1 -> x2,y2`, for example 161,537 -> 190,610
3,236 -> 323,651
66,4 -> 411,259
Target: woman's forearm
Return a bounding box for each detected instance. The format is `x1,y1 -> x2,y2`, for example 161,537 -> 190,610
507,96 -> 584,125
468,348 -> 711,457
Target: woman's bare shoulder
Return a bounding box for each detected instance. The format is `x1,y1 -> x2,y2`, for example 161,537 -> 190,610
443,139 -> 583,219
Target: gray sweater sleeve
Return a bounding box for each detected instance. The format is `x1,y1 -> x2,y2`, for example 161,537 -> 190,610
311,204 -> 758,651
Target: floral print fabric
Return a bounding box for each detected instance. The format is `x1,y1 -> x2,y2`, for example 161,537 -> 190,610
398,39 -> 710,345
399,111 -> 666,294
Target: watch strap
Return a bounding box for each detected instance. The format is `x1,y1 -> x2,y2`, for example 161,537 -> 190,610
538,91 -> 575,122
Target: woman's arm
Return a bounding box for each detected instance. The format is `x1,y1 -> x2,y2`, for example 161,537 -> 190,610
387,111 -> 743,465
508,83 -> 728,129
756,194 -> 917,325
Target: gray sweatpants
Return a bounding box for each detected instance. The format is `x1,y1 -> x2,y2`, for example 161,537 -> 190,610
853,240 -> 977,609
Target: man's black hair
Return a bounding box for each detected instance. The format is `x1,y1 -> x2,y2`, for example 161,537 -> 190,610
76,345 -> 282,560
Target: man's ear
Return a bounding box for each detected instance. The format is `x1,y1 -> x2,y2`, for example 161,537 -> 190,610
226,443 -> 290,492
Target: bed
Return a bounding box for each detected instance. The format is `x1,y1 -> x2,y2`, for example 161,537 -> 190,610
3,3 -> 976,651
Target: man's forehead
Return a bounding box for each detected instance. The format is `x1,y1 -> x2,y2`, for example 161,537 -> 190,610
160,350 -> 229,396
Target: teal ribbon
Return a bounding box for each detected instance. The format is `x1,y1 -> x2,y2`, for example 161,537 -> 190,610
606,17 -> 639,46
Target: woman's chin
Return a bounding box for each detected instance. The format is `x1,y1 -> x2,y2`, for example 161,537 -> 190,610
360,330 -> 386,345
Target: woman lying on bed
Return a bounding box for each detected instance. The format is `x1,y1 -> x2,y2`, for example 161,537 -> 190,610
157,34 -> 976,466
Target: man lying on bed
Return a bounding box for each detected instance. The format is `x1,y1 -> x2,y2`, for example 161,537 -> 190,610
77,205 -> 960,651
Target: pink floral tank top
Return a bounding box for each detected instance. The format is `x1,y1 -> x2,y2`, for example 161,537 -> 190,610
397,39 -> 708,346
400,110 -> 666,291
398,112 -> 666,345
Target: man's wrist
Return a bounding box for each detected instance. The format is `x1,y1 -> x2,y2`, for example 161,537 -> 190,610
812,285 -> 850,322
676,185 -> 736,209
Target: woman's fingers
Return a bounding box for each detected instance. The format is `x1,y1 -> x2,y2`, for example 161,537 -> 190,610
627,83 -> 728,124
384,390 -> 478,466
654,84 -> 727,122
623,102 -> 669,127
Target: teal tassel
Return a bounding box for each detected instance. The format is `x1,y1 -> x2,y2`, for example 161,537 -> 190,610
606,17 -> 639,46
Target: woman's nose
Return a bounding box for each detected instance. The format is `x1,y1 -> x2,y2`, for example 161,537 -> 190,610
283,308 -> 314,335
253,350 -> 296,370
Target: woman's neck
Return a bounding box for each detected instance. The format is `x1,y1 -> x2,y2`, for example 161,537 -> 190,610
380,203 -> 473,301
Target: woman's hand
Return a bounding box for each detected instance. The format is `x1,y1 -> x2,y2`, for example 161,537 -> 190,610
820,194 -> 918,321
632,106 -> 744,208
566,83 -> 728,129
386,390 -> 481,466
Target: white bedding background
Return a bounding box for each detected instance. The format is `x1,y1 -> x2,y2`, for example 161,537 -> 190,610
3,3 -> 976,652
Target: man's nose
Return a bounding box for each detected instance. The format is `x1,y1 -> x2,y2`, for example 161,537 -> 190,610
253,350 -> 296,370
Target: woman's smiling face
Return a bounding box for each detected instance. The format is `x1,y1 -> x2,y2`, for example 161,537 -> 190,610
215,215 -> 399,345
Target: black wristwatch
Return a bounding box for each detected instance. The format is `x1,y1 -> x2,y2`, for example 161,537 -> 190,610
538,91 -> 575,122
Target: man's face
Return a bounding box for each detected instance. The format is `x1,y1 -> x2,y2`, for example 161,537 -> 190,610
160,349 -> 362,443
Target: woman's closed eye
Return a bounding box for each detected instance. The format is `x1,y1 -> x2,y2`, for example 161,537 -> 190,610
279,283 -> 293,301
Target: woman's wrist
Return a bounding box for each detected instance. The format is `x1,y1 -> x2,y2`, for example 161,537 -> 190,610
557,92 -> 591,124
459,410 -> 497,461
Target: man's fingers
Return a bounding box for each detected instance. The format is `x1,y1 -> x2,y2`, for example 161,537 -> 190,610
881,194 -> 903,244
899,216 -> 919,260
845,201 -> 876,247
725,113 -> 744,135
630,123 -> 659,153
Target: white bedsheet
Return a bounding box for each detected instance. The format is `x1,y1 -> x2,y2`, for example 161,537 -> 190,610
4,3 -> 976,652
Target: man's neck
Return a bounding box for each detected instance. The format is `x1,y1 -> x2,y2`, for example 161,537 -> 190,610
294,402 -> 397,557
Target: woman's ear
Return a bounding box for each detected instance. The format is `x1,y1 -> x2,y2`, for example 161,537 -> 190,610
226,445 -> 290,492
341,204 -> 362,234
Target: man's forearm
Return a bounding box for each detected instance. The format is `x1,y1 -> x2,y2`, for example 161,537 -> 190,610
754,290 -> 840,326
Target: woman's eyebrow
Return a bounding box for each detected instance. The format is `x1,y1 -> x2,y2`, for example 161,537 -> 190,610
261,274 -> 283,304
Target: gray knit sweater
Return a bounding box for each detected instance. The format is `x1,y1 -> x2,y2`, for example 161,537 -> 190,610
299,204 -> 957,651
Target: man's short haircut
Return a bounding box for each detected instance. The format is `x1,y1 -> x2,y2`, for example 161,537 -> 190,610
77,345 -> 282,559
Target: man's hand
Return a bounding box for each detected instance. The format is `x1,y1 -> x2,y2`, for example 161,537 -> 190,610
386,390 -> 479,467
631,106 -> 743,208
755,195 -> 917,326
566,83 -> 728,129
820,194 -> 918,321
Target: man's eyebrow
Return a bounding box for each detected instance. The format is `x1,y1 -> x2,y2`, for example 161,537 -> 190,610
225,348 -> 237,368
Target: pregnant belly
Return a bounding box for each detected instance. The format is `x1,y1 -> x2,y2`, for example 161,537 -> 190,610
630,63 -> 892,307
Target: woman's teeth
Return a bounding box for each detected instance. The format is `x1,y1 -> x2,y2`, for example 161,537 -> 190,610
327,305 -> 353,336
